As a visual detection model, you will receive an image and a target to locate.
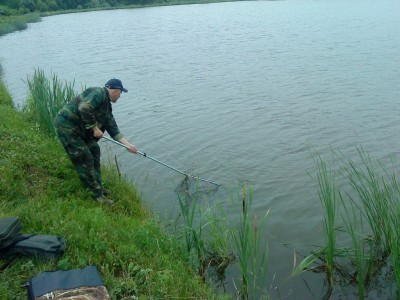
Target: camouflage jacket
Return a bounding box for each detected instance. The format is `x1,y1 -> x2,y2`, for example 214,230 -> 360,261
54,87 -> 124,141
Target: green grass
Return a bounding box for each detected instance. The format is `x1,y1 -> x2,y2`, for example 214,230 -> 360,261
0,81 -> 13,107
339,193 -> 371,299
346,149 -> 395,255
390,205 -> 400,299
231,184 -> 269,300
0,84 -> 222,299
177,190 -> 207,277
25,68 -> 76,137
316,157 -> 337,295
0,65 -> 12,107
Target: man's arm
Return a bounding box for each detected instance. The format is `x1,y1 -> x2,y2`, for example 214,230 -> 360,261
118,137 -> 137,153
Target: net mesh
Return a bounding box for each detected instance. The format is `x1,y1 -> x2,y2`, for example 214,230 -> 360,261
174,175 -> 219,198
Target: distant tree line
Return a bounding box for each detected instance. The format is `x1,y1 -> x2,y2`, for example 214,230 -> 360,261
0,0 -> 163,14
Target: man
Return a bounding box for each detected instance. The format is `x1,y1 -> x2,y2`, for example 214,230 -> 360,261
53,78 -> 137,206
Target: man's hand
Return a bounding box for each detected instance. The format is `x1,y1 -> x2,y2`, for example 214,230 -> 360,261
118,137 -> 137,153
127,144 -> 137,153
93,126 -> 104,138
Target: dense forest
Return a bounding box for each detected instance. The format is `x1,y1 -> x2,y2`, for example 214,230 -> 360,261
0,0 -> 164,14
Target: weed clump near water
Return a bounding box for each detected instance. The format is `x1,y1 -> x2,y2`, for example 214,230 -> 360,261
0,13 -> 41,37
293,149 -> 400,299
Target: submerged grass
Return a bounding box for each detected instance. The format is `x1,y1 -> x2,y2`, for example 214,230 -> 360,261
0,75 -> 222,298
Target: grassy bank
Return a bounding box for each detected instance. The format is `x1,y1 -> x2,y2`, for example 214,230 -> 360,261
0,13 -> 41,37
0,83 -> 223,298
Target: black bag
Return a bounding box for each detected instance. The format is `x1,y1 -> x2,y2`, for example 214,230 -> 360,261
26,266 -> 111,300
0,234 -> 66,260
0,216 -> 21,249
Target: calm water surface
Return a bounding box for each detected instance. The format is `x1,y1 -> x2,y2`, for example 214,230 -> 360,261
1,1 -> 400,298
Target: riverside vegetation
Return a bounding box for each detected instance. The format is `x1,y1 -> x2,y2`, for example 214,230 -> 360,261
0,12 -> 41,36
0,68 -> 271,299
293,151 -> 400,299
0,71 -> 226,298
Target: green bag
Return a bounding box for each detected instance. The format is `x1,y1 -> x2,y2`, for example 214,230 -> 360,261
0,234 -> 66,260
0,216 -> 21,249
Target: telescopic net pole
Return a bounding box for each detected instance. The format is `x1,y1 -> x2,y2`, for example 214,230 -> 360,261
102,136 -> 219,186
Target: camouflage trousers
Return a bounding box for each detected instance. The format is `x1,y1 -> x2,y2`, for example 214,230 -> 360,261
54,125 -> 104,198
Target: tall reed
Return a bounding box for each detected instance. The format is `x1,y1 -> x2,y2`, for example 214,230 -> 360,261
294,148 -> 400,297
232,184 -> 269,300
345,149 -> 398,258
342,149 -> 400,297
339,194 -> 372,299
177,188 -> 209,280
25,68 -> 76,137
316,157 -> 338,294
177,187 -> 235,285
176,182 -> 269,298
387,175 -> 400,296
201,198 -> 234,288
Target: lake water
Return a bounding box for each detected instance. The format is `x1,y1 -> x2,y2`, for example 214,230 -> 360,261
1,0 -> 400,298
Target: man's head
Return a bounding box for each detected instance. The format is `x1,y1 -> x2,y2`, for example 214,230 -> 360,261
105,78 -> 128,92
105,78 -> 128,102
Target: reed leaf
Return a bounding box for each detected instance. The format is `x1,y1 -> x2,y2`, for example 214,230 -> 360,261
232,184 -> 269,299
24,68 -> 76,137
339,191 -> 371,298
345,148 -> 397,256
316,157 -> 337,289
291,253 -> 319,276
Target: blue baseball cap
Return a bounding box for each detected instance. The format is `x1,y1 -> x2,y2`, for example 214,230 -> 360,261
105,78 -> 128,93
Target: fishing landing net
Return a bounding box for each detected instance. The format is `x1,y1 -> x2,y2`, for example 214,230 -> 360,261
102,136 -> 220,197
174,174 -> 219,198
